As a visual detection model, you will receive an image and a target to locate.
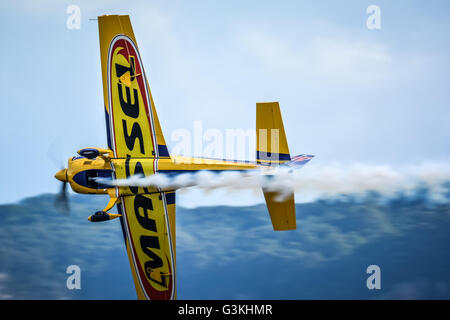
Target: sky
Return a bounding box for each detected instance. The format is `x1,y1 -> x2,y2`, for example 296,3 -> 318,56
1,0 -> 450,206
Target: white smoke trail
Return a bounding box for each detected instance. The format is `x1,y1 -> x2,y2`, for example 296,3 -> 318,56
97,162 -> 450,203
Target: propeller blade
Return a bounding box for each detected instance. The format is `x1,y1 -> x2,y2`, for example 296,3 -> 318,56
55,181 -> 70,215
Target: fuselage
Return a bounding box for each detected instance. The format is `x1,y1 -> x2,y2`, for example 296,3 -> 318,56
55,152 -> 262,196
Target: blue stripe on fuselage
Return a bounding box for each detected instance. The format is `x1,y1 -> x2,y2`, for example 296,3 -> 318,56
256,151 -> 291,161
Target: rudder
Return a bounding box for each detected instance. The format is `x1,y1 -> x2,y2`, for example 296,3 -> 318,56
256,102 -> 290,165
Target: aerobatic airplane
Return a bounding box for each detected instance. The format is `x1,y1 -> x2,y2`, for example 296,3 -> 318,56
54,14 -> 314,300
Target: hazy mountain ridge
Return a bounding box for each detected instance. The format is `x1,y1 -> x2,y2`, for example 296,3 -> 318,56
0,192 -> 449,299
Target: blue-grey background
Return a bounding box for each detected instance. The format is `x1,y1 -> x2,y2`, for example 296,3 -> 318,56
0,192 -> 449,299
1,1 -> 450,299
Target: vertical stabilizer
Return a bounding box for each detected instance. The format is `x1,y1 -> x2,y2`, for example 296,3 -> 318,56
256,102 -> 291,165
256,102 -> 296,230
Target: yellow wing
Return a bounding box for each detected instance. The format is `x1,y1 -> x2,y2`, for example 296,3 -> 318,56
98,15 -> 170,159
98,15 -> 175,299
113,155 -> 176,299
119,192 -> 176,300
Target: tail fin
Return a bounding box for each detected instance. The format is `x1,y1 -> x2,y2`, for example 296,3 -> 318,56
256,102 -> 291,165
256,102 -> 296,230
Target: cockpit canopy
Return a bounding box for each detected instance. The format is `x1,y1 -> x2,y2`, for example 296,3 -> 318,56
78,148 -> 101,159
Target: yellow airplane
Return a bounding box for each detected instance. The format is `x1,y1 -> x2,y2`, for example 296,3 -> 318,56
54,15 -> 313,300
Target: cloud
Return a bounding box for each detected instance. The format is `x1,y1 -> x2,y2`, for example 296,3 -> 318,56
238,31 -> 392,83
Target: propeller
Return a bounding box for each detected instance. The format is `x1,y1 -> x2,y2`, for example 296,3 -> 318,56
48,138 -> 71,215
54,168 -> 70,215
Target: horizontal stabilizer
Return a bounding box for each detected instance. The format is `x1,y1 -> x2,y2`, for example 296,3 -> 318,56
263,190 -> 296,231
282,154 -> 314,169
